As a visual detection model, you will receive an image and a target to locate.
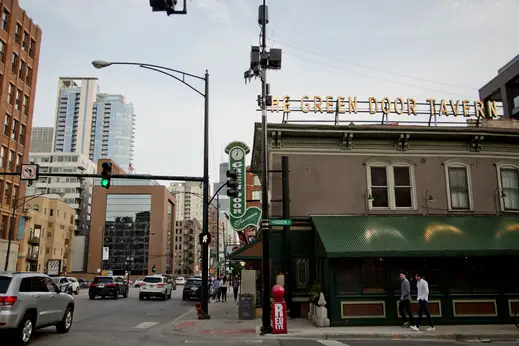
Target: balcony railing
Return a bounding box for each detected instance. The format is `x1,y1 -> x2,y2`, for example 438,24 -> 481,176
27,252 -> 39,261
28,236 -> 40,244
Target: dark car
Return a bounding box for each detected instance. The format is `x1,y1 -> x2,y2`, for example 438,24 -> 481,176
89,276 -> 128,300
182,277 -> 206,301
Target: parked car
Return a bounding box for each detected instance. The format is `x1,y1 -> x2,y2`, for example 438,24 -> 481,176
175,276 -> 186,285
66,277 -> 80,295
134,277 -> 144,288
0,271 -> 75,345
78,278 -> 89,289
182,277 -> 204,301
88,276 -> 128,300
139,275 -> 172,300
51,277 -> 73,295
160,274 -> 177,290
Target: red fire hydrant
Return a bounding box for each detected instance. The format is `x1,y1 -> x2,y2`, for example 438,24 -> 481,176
271,284 -> 287,334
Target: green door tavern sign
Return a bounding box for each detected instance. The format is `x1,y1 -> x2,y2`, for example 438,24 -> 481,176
225,141 -> 262,231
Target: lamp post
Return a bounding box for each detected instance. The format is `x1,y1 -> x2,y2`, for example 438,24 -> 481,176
4,192 -> 65,271
92,60 -> 211,318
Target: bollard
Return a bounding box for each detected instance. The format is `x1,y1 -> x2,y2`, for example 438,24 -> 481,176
271,284 -> 287,334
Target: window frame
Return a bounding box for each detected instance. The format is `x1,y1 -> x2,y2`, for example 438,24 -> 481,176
496,162 -> 519,212
366,160 -> 417,211
443,159 -> 474,211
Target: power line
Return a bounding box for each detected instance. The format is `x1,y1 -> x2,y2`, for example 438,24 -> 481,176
270,39 -> 478,94
280,50 -> 473,98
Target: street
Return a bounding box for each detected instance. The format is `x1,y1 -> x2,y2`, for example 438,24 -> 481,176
273,341 -> 519,346
30,285 -> 195,346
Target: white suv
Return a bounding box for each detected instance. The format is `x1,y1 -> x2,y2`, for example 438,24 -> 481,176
138,275 -> 172,300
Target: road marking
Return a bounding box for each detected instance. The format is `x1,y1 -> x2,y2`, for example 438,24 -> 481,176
316,341 -> 348,346
133,322 -> 159,329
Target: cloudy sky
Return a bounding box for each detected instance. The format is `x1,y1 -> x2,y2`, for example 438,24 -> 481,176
19,0 -> 519,187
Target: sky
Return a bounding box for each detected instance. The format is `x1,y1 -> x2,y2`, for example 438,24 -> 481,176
19,0 -> 519,187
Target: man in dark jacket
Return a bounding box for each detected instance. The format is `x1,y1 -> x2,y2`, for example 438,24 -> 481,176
399,272 -> 415,327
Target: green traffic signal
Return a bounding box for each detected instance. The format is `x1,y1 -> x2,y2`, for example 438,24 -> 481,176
100,178 -> 110,188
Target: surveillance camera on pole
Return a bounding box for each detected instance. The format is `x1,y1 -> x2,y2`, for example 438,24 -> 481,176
149,0 -> 187,15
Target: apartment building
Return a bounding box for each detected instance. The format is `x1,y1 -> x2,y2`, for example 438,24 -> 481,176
0,0 -> 42,270
243,122 -> 519,326
26,152 -> 96,272
17,196 -> 75,274
168,181 -> 203,221
174,219 -> 200,275
29,126 -> 53,152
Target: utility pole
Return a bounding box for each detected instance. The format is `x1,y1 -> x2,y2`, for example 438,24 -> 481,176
243,0 -> 282,335
216,194 -> 220,277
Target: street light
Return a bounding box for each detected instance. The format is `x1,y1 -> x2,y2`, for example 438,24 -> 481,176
4,192 -> 65,271
91,60 -> 211,319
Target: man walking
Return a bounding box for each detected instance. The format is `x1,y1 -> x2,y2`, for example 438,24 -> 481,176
233,276 -> 240,300
213,277 -> 222,302
399,272 -> 414,327
410,273 -> 435,332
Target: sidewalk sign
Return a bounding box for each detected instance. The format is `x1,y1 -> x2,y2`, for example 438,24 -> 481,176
271,284 -> 287,334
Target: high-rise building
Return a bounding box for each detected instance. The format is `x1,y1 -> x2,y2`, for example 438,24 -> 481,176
53,77 -> 99,156
0,0 -> 42,270
91,93 -> 135,168
30,126 -> 53,152
168,182 -> 204,221
52,79 -> 135,169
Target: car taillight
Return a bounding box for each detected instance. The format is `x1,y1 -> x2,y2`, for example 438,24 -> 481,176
0,296 -> 17,306
106,283 -> 116,288
157,283 -> 164,287
89,283 -> 96,287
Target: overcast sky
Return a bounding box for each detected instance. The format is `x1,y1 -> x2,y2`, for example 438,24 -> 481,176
19,0 -> 519,187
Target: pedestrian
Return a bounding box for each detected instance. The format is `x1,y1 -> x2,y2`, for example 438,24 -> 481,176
213,277 -> 222,302
221,276 -> 228,302
233,276 -> 240,300
410,273 -> 435,332
398,272 -> 414,328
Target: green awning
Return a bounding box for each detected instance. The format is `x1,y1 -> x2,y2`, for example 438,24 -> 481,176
312,215 -> 519,258
227,240 -> 261,260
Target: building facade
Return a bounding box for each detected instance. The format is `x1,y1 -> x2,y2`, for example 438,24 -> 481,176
53,77 -> 98,156
0,0 -> 42,269
88,160 -> 176,276
174,219 -> 200,275
240,122 -> 519,326
90,93 -> 135,169
25,152 -> 96,272
29,126 -> 53,152
17,196 -> 75,274
169,181 -> 203,222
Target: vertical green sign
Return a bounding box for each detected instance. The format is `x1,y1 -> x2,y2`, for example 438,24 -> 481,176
225,141 -> 262,231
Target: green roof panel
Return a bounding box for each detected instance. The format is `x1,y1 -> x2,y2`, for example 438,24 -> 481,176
311,215 -> 519,258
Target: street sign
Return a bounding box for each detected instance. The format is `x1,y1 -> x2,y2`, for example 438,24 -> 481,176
46,259 -> 61,276
270,219 -> 292,226
102,247 -> 109,260
20,164 -> 39,180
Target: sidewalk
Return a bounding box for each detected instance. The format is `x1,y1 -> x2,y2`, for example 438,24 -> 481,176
172,300 -> 519,342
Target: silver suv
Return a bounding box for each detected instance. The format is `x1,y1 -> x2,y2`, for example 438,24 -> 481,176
0,272 -> 75,345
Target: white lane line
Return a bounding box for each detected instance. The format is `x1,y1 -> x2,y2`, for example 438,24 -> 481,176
133,321 -> 159,329
316,340 -> 348,346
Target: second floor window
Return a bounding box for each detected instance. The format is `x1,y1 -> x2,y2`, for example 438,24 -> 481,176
445,162 -> 472,210
500,167 -> 519,211
368,163 -> 414,210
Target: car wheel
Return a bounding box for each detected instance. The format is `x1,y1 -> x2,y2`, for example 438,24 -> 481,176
68,287 -> 73,295
75,288 -> 79,295
139,294 -> 144,300
101,295 -> 105,299
182,293 -> 186,301
89,295 -> 95,300
56,306 -> 73,334
15,313 -> 35,346
114,291 -> 119,300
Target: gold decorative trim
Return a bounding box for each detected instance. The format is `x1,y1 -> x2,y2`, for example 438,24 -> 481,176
396,300 -> 442,318
340,300 -> 386,319
452,299 -> 498,317
508,298 -> 519,317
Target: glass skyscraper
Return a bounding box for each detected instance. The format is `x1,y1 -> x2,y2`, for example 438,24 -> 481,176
90,94 -> 135,169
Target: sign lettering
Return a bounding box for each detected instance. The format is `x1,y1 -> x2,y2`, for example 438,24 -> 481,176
271,301 -> 287,334
269,96 -> 499,119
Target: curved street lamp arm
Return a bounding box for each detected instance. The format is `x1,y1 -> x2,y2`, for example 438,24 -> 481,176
139,65 -> 205,97
110,62 -> 204,81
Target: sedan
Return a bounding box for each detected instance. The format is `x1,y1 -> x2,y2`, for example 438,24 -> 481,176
182,278 -> 203,301
89,276 -> 128,300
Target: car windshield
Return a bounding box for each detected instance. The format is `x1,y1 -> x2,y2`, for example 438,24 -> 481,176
0,276 -> 11,293
143,277 -> 162,283
94,277 -> 114,283
186,279 -> 201,287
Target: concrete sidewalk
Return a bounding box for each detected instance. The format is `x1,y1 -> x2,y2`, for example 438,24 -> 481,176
172,300 -> 519,342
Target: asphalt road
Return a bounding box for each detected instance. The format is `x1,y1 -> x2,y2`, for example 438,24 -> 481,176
272,341 -> 519,346
30,284 -> 196,346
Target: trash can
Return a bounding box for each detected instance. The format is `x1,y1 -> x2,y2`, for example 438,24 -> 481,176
238,293 -> 254,320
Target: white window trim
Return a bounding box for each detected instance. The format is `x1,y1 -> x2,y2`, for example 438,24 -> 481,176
495,161 -> 519,212
366,160 -> 417,211
443,159 -> 474,211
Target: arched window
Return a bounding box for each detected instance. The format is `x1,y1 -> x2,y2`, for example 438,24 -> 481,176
496,162 -> 519,211
443,159 -> 473,211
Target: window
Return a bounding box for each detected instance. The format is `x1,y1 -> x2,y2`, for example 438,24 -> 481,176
444,160 -> 473,210
22,95 -> 28,116
14,89 -> 20,110
7,83 -> 13,104
16,154 -> 21,170
367,161 -> 415,210
362,259 -> 385,293
12,185 -> 18,206
29,39 -> 35,58
22,31 -> 28,50
25,66 -> 32,85
336,259 -> 361,294
4,182 -> 10,205
0,40 -> 5,63
11,52 -> 17,73
11,120 -> 17,140
0,146 -> 5,168
18,60 -> 25,79
497,164 -> 519,211
14,23 -> 21,43
3,114 -> 9,135
8,150 -> 13,170
19,124 -> 25,144
1,9 -> 9,31
252,190 -> 261,200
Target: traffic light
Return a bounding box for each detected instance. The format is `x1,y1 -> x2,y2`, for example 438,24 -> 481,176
100,162 -> 112,189
152,264 -> 156,273
226,169 -> 238,197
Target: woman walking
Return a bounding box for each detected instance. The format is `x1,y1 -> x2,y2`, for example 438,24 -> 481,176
221,276 -> 228,302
